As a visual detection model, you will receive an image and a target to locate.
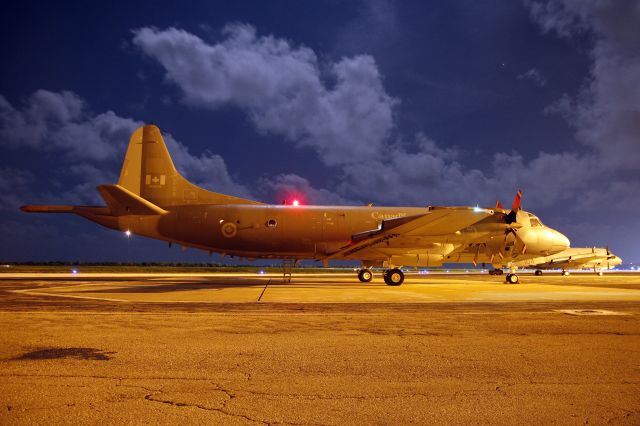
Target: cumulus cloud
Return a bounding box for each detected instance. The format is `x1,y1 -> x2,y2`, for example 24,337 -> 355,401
527,0 -> 640,170
517,68 -> 547,87
0,90 -> 135,161
132,24 -> 397,166
260,173 -> 351,206
130,22 -> 634,213
163,134 -> 253,198
0,90 -> 253,204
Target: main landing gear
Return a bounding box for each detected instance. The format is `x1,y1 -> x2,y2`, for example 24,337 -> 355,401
357,268 -> 373,283
357,268 -> 405,285
383,268 -> 404,286
535,270 -> 543,276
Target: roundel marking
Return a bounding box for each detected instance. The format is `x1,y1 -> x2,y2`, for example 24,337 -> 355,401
221,222 -> 238,238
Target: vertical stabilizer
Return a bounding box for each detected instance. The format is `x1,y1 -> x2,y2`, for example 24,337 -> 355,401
117,124 -> 260,207
118,127 -> 144,195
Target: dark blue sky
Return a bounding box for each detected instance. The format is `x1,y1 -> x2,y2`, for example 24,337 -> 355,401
1,1 -> 638,264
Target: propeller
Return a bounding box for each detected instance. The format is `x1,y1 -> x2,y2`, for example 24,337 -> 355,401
481,190 -> 526,265
499,190 -> 526,258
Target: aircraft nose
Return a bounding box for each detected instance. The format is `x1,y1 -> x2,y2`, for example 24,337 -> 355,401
549,229 -> 570,254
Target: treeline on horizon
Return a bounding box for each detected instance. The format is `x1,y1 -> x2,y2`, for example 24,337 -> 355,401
2,261 -> 276,267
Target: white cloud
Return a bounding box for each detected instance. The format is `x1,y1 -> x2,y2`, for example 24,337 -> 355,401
517,68 -> 547,87
132,24 -> 398,166
130,22 -> 634,215
0,90 -> 254,205
527,0 -> 640,170
260,173 -> 351,206
0,90 -> 138,161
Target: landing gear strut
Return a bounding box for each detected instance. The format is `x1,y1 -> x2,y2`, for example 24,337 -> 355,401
534,270 -> 543,276
561,270 -> 570,276
505,263 -> 519,284
383,268 -> 404,286
357,268 -> 373,283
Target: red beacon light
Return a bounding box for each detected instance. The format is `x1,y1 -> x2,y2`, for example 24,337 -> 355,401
292,199 -> 300,207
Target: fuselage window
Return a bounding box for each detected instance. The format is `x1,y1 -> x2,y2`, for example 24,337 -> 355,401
266,219 -> 277,228
530,218 -> 542,227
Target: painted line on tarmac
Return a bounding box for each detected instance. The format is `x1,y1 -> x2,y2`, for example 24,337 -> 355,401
555,309 -> 631,316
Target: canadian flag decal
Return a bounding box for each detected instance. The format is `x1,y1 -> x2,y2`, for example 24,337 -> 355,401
145,174 -> 166,186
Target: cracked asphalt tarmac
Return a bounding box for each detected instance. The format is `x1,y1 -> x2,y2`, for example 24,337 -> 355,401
1,272 -> 639,424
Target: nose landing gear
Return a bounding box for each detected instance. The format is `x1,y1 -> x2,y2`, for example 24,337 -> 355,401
505,273 -> 519,284
504,263 -> 520,284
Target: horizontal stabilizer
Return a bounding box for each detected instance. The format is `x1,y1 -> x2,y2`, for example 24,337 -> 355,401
20,205 -> 75,213
97,184 -> 167,216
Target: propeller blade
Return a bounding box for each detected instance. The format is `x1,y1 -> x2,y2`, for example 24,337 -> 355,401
511,189 -> 523,211
505,190 -> 522,224
495,200 -> 503,210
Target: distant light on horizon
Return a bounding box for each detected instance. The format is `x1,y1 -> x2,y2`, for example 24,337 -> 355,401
292,199 -> 300,207
125,230 -> 131,237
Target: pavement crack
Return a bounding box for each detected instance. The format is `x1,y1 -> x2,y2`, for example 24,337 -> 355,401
143,389 -> 270,425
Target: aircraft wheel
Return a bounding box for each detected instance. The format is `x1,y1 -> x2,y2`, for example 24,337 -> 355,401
384,268 -> 404,286
562,270 -> 570,276
357,268 -> 373,282
535,270 -> 543,276
597,271 -> 603,276
505,273 -> 519,284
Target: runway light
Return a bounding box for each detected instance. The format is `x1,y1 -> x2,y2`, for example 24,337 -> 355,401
292,199 -> 300,207
258,270 -> 265,275
71,269 -> 78,274
125,230 -> 131,237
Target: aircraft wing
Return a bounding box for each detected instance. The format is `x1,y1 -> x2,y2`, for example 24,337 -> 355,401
536,255 -> 601,270
325,207 -> 494,259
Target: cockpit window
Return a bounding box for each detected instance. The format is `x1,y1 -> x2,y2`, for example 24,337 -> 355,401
530,218 -> 542,227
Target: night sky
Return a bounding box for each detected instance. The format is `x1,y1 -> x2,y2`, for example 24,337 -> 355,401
1,1 -> 638,264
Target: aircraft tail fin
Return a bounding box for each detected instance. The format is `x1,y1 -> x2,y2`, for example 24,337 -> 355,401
118,124 -> 260,207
